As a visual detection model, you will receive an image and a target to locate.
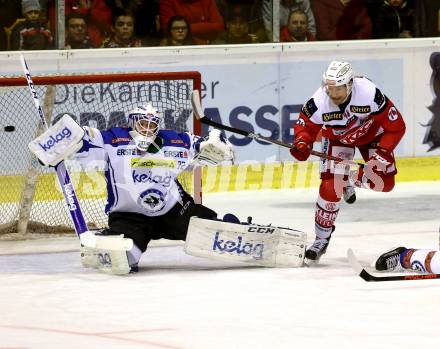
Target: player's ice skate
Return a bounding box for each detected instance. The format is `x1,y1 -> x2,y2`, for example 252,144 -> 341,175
375,247 -> 407,272
343,185 -> 356,204
305,225 -> 335,263
305,235 -> 332,262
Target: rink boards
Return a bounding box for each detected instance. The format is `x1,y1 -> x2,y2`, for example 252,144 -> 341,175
0,156 -> 439,204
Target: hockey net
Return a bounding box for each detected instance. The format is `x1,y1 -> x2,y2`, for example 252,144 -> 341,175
0,72 -> 202,240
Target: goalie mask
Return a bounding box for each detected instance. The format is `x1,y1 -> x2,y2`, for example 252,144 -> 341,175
128,104 -> 162,151
322,61 -> 354,105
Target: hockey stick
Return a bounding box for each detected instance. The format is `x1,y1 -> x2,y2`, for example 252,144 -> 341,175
191,90 -> 364,167
20,55 -> 132,251
347,248 -> 440,282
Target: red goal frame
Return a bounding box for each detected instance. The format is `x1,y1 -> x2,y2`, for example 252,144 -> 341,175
0,71 -> 203,236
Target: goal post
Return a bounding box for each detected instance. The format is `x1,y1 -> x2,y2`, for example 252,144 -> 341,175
0,71 -> 202,238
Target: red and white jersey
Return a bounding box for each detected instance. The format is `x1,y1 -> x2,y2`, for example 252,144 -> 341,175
294,76 -> 405,152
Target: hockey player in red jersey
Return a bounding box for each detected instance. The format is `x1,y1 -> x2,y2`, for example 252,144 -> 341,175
290,61 -> 406,262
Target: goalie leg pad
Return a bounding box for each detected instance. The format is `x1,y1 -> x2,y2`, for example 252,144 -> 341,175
184,217 -> 306,267
80,246 -> 131,275
96,249 -> 131,275
80,230 -> 134,251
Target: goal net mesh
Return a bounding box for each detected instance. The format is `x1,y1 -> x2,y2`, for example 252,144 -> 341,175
0,72 -> 201,240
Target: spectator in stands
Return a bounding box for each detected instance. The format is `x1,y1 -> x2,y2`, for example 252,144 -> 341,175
37,0 -> 49,22
160,0 -> 224,45
280,8 -> 316,42
370,0 -> 415,39
217,0 -> 268,42
0,0 -> 22,51
414,0 -> 440,37
65,13 -> 95,49
213,4 -> 259,44
262,0 -> 316,40
104,0 -> 161,45
160,15 -> 194,46
311,0 -> 372,41
11,0 -> 53,50
48,0 -> 112,47
101,10 -> 143,47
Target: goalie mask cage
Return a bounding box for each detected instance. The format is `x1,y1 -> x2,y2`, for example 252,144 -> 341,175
0,71 -> 202,238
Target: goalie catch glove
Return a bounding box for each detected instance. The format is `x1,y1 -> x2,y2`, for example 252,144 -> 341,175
196,129 -> 234,165
28,114 -> 84,167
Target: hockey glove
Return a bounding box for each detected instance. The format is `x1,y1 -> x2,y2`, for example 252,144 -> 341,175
196,129 -> 234,166
28,114 -> 84,167
290,134 -> 313,161
366,148 -> 393,173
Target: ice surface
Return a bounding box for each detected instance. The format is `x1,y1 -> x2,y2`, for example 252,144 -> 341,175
0,182 -> 439,349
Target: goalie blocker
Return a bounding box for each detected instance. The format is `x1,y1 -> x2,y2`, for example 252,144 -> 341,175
185,217 -> 306,267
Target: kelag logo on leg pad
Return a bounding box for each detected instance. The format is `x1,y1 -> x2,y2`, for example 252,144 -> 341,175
212,232 -> 264,259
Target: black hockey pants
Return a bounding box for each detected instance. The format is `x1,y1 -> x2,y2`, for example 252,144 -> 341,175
106,192 -> 217,252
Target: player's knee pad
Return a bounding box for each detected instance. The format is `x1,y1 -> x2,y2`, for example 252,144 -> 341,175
375,173 -> 395,192
353,167 -> 395,192
319,178 -> 343,201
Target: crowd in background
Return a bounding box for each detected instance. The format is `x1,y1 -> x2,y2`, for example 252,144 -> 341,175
0,0 -> 439,51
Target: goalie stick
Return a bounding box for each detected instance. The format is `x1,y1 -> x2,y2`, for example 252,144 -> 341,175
347,249 -> 440,282
20,55 -> 132,251
17,84 -> 56,235
191,90 -> 364,168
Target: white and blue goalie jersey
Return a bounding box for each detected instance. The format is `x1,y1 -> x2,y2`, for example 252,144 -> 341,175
76,127 -> 201,217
